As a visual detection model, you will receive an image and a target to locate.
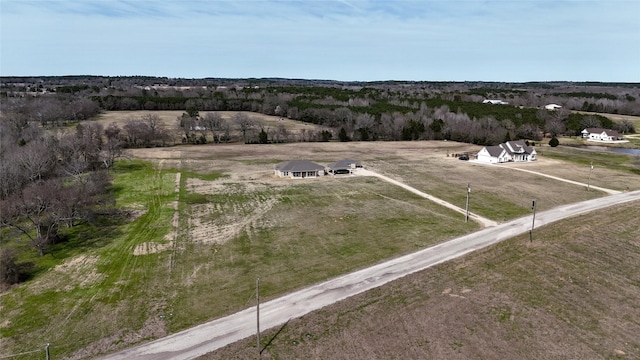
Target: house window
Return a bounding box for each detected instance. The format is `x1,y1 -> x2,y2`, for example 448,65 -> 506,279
293,172 -> 301,177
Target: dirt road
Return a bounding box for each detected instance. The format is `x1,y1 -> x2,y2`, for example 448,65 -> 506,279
354,168 -> 498,227
494,165 -> 621,195
99,190 -> 640,360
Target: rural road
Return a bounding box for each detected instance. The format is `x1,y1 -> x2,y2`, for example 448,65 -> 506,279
99,190 -> 640,360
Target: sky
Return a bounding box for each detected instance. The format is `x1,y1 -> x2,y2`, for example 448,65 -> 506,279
1,0 -> 639,82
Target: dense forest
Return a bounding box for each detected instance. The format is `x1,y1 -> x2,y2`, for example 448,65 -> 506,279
1,76 -> 639,286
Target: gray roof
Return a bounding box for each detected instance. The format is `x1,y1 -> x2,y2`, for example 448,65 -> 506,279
327,159 -> 360,170
502,140 -> 534,155
485,145 -> 505,157
275,160 -> 324,172
584,128 -> 620,137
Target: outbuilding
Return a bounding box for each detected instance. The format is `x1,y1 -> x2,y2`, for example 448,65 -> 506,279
326,159 -> 362,175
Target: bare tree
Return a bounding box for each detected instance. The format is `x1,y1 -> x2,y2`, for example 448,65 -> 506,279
544,118 -> 566,138
274,124 -> 289,143
177,114 -> 198,143
355,113 -> 376,140
233,112 -> 256,143
15,138 -> 58,183
580,116 -> 602,129
103,122 -> 123,171
614,119 -> 635,134
201,112 -> 225,143
0,180 -> 61,256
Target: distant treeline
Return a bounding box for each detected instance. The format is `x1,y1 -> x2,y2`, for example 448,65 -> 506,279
1,77 -> 637,147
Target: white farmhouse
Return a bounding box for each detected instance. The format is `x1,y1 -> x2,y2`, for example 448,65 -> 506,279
581,128 -> 622,142
476,140 -> 537,164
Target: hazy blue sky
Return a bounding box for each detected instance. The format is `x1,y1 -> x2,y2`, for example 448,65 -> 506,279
1,0 -> 639,82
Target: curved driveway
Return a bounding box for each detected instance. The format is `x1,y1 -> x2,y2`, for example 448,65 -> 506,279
354,168 -> 498,227
100,190 -> 640,360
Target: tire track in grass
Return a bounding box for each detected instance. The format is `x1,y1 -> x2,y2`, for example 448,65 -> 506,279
42,165 -> 170,353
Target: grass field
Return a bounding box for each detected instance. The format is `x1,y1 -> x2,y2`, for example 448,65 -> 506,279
1,140 -> 639,359
572,110 -> 640,130
204,200 -> 640,359
91,110 -> 329,144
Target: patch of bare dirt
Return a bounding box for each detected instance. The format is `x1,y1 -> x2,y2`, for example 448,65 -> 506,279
132,241 -> 174,256
52,255 -> 103,290
188,197 -> 279,245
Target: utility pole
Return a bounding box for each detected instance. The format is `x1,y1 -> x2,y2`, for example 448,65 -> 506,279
465,183 -> 470,223
256,278 -> 261,357
45,343 -> 50,360
587,162 -> 593,191
530,200 -> 536,242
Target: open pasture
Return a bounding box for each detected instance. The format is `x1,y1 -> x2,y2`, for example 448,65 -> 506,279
205,200 -> 640,359
91,110 -> 329,143
2,140 -> 638,359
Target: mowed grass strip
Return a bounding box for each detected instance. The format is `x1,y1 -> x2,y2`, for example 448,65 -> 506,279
204,201 -> 640,360
0,160 -> 178,359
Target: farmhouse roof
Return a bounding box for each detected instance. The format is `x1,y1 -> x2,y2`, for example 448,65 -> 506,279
327,159 -> 361,170
583,128 -> 620,137
275,160 -> 324,172
485,145 -> 505,157
501,140 -> 534,155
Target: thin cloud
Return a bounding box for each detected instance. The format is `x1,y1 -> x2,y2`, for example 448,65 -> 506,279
1,0 -> 638,81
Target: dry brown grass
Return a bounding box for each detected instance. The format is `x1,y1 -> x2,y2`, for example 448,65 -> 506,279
202,201 -> 640,360
127,140 -> 637,222
92,110 -> 328,143
573,111 -> 640,128
4,139 -> 638,359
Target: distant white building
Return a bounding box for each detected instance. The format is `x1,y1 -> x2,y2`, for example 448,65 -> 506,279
544,104 -> 562,110
477,140 -> 537,164
482,99 -> 509,105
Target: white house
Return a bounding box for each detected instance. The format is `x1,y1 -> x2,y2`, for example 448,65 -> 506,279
581,128 -> 622,142
482,99 -> 509,105
476,140 -> 537,164
274,160 -> 325,179
544,104 -> 562,110
476,145 -> 509,164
